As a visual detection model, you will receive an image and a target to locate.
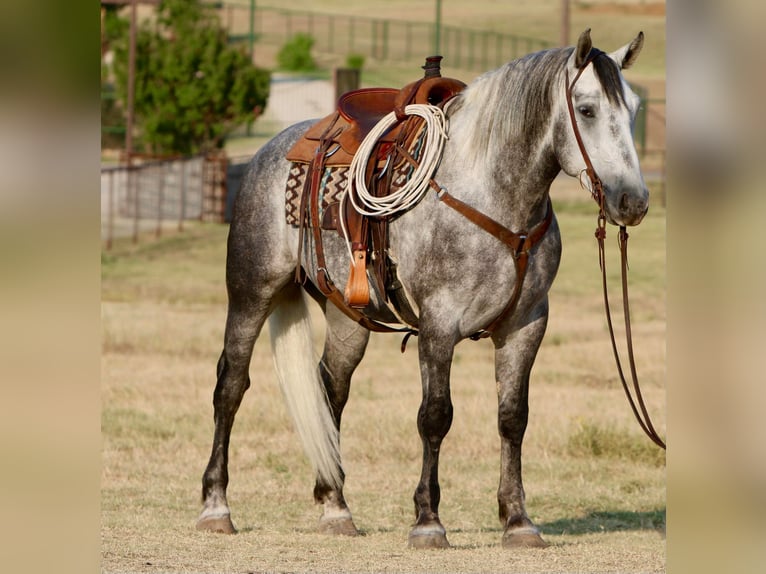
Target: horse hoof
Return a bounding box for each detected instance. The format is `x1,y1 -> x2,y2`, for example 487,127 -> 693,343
408,532 -> 451,549
318,517 -> 359,536
196,514 -> 237,534
408,524 -> 450,549
502,527 -> 549,549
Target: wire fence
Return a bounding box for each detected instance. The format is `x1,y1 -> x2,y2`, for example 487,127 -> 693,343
222,5 -> 554,72
100,154 -> 230,249
101,5 -> 665,250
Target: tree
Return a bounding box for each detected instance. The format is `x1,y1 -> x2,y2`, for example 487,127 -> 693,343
111,0 -> 270,155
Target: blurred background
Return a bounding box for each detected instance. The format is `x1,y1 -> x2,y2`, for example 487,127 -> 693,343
98,0 -> 666,247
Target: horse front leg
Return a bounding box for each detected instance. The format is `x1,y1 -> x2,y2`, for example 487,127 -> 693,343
313,305 -> 370,536
493,300 -> 550,548
408,332 -> 454,549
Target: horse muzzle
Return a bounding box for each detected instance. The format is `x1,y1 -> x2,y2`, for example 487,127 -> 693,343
604,186 -> 649,226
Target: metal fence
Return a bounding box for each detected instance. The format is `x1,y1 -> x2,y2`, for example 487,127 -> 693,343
222,5 -> 554,72
101,154 -> 229,249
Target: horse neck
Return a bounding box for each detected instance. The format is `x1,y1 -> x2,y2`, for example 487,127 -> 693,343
445,68 -> 564,231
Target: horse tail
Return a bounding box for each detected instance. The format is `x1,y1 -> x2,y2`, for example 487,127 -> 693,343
268,289 -> 343,490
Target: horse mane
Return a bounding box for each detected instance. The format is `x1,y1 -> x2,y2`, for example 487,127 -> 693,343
451,46 -> 626,171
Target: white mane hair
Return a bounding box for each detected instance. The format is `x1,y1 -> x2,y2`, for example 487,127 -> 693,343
449,48 -> 572,172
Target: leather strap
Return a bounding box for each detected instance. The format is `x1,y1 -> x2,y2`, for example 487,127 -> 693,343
390,142 -> 553,339
393,78 -> 426,121
564,49 -> 606,211
566,50 -> 665,449
296,115 -> 415,338
435,185 -> 553,339
596,221 -> 666,449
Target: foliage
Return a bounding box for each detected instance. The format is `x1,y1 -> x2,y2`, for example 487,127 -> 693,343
100,86 -> 125,149
101,4 -> 128,49
110,0 -> 270,155
277,33 -> 317,72
101,6 -> 130,149
345,53 -> 365,70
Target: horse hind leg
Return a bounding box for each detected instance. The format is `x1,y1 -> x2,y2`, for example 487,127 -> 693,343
197,301 -> 268,534
313,305 -> 370,536
493,302 -> 550,549
198,283 -> 344,535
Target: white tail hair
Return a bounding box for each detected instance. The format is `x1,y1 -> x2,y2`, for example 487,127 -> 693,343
268,290 -> 343,490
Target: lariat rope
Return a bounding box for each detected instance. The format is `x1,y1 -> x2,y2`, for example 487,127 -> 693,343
339,104 -> 449,261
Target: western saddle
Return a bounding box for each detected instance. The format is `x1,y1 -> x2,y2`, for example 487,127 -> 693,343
286,56 -> 466,334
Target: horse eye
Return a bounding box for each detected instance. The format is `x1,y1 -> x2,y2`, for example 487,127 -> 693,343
578,105 -> 595,119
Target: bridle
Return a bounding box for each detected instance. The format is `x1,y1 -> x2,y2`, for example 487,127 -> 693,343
565,50 -> 666,450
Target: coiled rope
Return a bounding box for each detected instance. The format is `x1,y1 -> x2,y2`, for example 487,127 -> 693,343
339,104 -> 449,260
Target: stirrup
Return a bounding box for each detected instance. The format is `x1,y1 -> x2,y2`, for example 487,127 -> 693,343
344,249 -> 370,308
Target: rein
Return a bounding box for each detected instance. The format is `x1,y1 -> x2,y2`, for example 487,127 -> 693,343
566,51 -> 666,450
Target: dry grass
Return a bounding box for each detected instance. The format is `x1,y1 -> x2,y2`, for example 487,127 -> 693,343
101,186 -> 666,572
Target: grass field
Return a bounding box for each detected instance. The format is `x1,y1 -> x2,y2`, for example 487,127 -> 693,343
101,181 -> 666,572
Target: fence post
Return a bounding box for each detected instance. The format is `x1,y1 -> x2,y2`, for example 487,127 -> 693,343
179,159 -> 186,232
219,156 -> 228,222
405,22 -> 412,60
328,16 -> 334,53
156,160 -> 166,238
131,167 -> 139,244
455,29 -> 462,68
468,31 -> 475,70
107,170 -> 115,250
382,20 -> 389,60
372,19 -> 378,59
630,83 -> 648,156
334,67 -> 360,101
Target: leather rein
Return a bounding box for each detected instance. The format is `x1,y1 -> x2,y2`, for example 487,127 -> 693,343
566,50 -> 666,450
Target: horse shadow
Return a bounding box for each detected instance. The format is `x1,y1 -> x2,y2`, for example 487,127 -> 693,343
539,507 -> 666,537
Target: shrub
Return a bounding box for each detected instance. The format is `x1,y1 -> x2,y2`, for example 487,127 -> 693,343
345,53 -> 365,70
277,33 -> 317,72
110,0 -> 270,155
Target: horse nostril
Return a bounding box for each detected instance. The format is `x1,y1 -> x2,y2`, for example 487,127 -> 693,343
618,192 -> 648,214
619,193 -> 630,212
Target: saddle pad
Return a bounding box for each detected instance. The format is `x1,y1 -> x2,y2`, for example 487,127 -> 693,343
285,162 -> 349,227
284,123 -> 429,228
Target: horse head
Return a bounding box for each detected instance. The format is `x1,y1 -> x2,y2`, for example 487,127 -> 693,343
557,29 -> 649,226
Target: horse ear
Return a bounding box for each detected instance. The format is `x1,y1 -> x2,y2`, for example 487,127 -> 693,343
610,31 -> 644,70
574,28 -> 593,68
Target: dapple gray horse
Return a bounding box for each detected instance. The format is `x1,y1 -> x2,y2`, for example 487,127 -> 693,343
197,29 -> 648,548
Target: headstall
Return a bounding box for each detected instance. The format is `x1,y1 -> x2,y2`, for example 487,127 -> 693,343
566,50 -> 666,450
